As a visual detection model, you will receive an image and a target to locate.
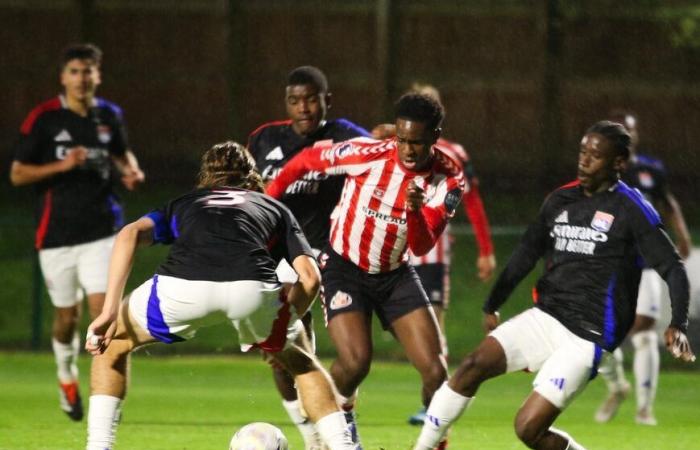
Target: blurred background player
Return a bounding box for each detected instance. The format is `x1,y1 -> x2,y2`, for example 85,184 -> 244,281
84,142 -> 358,450
247,65 -> 370,449
267,93 -> 465,447
414,121 -> 695,450
594,110 -> 693,425
372,82 -> 496,426
9,43 -> 144,421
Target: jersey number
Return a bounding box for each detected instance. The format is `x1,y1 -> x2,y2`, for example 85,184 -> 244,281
204,190 -> 247,207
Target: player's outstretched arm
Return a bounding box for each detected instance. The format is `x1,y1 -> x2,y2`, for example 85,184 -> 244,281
665,193 -> 692,259
664,326 -> 696,363
86,217 -> 154,355
288,255 -> 321,317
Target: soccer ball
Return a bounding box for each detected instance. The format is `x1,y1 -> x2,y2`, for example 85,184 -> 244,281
229,422 -> 289,450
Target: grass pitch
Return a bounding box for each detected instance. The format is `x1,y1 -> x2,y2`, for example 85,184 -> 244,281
1,352 -> 699,449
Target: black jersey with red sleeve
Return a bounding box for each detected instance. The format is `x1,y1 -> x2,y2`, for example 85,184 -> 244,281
144,187 -> 314,283
483,180 -> 689,351
248,118 -> 370,248
14,95 -> 129,249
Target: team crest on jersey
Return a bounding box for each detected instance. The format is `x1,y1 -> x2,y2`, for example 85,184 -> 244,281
373,188 -> 385,198
97,125 -> 112,143
638,171 -> 654,189
591,211 -> 615,232
329,291 -> 352,310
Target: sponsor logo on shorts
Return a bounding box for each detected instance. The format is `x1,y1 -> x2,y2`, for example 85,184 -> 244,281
330,291 -> 352,310
549,377 -> 566,391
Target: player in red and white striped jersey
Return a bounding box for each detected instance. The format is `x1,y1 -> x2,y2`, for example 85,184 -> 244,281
267,93 -> 465,444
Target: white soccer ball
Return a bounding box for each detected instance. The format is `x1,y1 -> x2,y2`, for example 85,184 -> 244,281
229,422 -> 289,450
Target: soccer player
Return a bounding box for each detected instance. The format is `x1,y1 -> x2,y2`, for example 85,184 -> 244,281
83,142 -> 359,450
594,111 -> 693,425
248,66 -> 370,448
413,121 -> 695,450
267,93 -> 465,445
371,83 -> 496,426
9,43 -> 144,421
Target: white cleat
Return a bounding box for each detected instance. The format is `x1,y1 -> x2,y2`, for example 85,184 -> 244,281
635,408 -> 658,426
594,381 -> 631,423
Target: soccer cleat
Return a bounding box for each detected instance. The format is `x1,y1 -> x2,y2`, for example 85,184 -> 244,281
635,408 -> 657,426
408,406 -> 427,425
594,381 -> 630,423
58,381 -> 83,421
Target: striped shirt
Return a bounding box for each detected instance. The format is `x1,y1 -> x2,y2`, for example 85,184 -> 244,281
267,137 -> 466,273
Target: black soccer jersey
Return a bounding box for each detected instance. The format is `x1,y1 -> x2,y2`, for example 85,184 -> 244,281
484,180 -> 689,351
14,95 -> 129,249
248,118 -> 370,248
145,188 -> 313,283
622,154 -> 668,206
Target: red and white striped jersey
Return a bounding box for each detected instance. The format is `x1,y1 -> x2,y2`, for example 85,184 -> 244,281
266,137 -> 466,273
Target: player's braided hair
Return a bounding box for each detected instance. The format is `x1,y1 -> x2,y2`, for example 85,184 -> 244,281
197,141 -> 264,192
586,120 -> 631,160
394,93 -> 445,131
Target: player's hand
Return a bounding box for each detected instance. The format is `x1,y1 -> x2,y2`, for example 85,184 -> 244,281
121,167 -> 145,191
405,181 -> 425,212
371,123 -> 396,139
62,146 -> 88,171
85,313 -> 117,355
476,254 -> 497,281
482,311 -> 500,334
664,326 -> 696,362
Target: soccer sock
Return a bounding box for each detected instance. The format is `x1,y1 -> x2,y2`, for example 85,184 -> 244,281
337,391 -> 357,411
315,411 -> 357,450
282,399 -> 321,448
86,395 -> 122,450
70,330 -> 80,380
599,348 -> 628,393
414,382 -> 472,450
632,330 -> 659,412
550,427 -> 586,450
52,337 -> 76,383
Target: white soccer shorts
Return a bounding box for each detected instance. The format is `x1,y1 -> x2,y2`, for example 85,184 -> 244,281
38,235 -> 115,308
636,268 -> 666,320
489,307 -> 601,409
128,274 -> 303,352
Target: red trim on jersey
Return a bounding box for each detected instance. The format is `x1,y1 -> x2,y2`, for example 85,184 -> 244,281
20,97 -> 62,135
35,189 -> 53,249
558,180 -> 581,190
254,293 -> 292,353
532,286 -> 539,304
248,119 -> 293,140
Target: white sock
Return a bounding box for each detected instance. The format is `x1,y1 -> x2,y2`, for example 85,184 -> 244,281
414,382 -> 472,450
315,411 -> 356,450
598,348 -> 628,393
70,331 -> 80,380
550,427 -> 586,450
337,391 -> 357,411
282,399 -> 321,448
86,395 -> 122,450
632,330 -> 659,412
52,337 -> 77,383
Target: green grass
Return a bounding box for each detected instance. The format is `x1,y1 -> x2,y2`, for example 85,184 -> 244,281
0,352 -> 699,449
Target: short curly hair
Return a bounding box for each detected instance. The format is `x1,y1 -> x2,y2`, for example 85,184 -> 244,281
394,93 -> 444,130
585,121 -> 631,161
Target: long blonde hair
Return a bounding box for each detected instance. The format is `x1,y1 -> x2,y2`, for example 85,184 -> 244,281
196,141 -> 264,192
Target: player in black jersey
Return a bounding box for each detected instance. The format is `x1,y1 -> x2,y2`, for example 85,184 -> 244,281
83,142 -> 359,450
10,43 -> 144,421
413,121 -> 695,450
248,66 -> 370,448
595,111 -> 693,425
